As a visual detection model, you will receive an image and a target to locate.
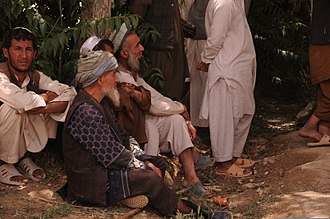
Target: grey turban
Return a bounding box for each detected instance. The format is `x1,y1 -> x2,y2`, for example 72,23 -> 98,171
76,50 -> 118,88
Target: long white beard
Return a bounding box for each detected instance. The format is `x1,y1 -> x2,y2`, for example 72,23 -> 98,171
102,86 -> 120,107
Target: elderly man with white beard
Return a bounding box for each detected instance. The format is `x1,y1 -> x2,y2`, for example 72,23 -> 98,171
107,24 -> 215,197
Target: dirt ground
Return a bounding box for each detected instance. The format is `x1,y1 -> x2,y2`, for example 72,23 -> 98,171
1,98 -> 330,219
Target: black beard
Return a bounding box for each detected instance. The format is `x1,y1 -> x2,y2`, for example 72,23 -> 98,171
137,56 -> 150,78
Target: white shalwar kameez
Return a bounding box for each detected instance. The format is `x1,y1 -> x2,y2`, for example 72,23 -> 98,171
184,0 -> 209,127
0,68 -> 76,163
116,68 -> 194,156
187,39 -> 209,127
200,0 -> 256,162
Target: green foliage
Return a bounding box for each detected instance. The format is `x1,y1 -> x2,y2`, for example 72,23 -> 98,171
0,0 -> 85,83
144,68 -> 165,93
0,0 -> 140,84
0,0 -> 312,100
136,22 -> 161,49
248,0 -> 311,99
111,0 -> 129,16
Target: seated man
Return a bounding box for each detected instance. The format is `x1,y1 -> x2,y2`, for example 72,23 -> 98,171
0,27 -> 76,186
101,25 -> 214,196
59,50 -> 230,218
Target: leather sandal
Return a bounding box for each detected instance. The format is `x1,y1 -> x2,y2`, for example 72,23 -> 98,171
234,158 -> 256,168
215,163 -> 252,178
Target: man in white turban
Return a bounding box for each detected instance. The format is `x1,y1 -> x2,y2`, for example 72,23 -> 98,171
112,26 -> 215,197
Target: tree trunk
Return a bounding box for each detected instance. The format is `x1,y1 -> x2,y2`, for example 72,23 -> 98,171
82,0 -> 112,19
82,0 -> 112,36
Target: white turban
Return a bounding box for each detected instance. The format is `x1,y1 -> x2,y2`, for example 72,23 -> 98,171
76,50 -> 118,88
80,36 -> 101,54
109,23 -> 128,53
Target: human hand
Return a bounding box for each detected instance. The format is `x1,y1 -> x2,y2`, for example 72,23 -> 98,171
181,105 -> 190,121
196,61 -> 209,72
121,83 -> 143,102
187,122 -> 197,140
46,91 -> 59,102
40,91 -> 58,103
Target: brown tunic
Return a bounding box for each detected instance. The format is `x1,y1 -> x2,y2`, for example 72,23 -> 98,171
128,0 -> 186,100
309,1 -> 330,125
108,85 -> 151,144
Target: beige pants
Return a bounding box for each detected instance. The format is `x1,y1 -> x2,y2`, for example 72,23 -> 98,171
144,114 -> 193,156
0,104 -> 57,163
209,79 -> 253,162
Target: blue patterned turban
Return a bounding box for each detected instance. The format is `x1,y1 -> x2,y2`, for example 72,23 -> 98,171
76,50 -> 118,88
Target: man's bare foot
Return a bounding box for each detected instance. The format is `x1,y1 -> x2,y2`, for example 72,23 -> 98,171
32,169 -> 45,180
181,178 -> 199,187
298,128 -> 322,141
9,175 -> 30,184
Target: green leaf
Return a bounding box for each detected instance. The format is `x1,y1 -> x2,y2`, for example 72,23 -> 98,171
81,22 -> 88,38
108,17 -> 115,32
72,28 -> 80,42
131,15 -> 139,29
115,17 -> 122,31
51,37 -> 59,57
99,18 -> 107,36
39,21 -> 47,37
58,32 -> 66,48
90,19 -> 98,36
124,17 -> 131,30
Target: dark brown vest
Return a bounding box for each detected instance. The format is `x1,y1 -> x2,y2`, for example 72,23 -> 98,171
62,90 -> 130,206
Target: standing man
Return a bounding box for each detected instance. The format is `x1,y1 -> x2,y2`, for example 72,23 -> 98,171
186,0 -> 210,129
197,0 -> 256,177
0,27 -> 76,186
128,0 -> 187,100
298,0 -> 330,143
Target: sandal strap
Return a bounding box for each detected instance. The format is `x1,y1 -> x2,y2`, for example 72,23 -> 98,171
235,158 -> 255,168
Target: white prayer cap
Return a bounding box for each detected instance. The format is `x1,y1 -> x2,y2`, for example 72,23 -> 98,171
76,50 -> 118,88
109,23 -> 128,53
80,36 -> 101,54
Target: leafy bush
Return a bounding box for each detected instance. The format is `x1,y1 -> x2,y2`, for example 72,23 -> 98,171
0,0 -> 140,84
248,0 -> 311,99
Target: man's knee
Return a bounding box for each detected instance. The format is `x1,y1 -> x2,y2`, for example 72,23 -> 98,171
0,107 -> 26,134
168,114 -> 185,124
142,170 -> 163,186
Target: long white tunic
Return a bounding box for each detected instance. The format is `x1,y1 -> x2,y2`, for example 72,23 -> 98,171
200,0 -> 256,161
116,69 -> 194,156
0,68 -> 76,163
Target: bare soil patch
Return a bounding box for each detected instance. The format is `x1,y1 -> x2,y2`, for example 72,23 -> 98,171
1,98 -> 330,219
